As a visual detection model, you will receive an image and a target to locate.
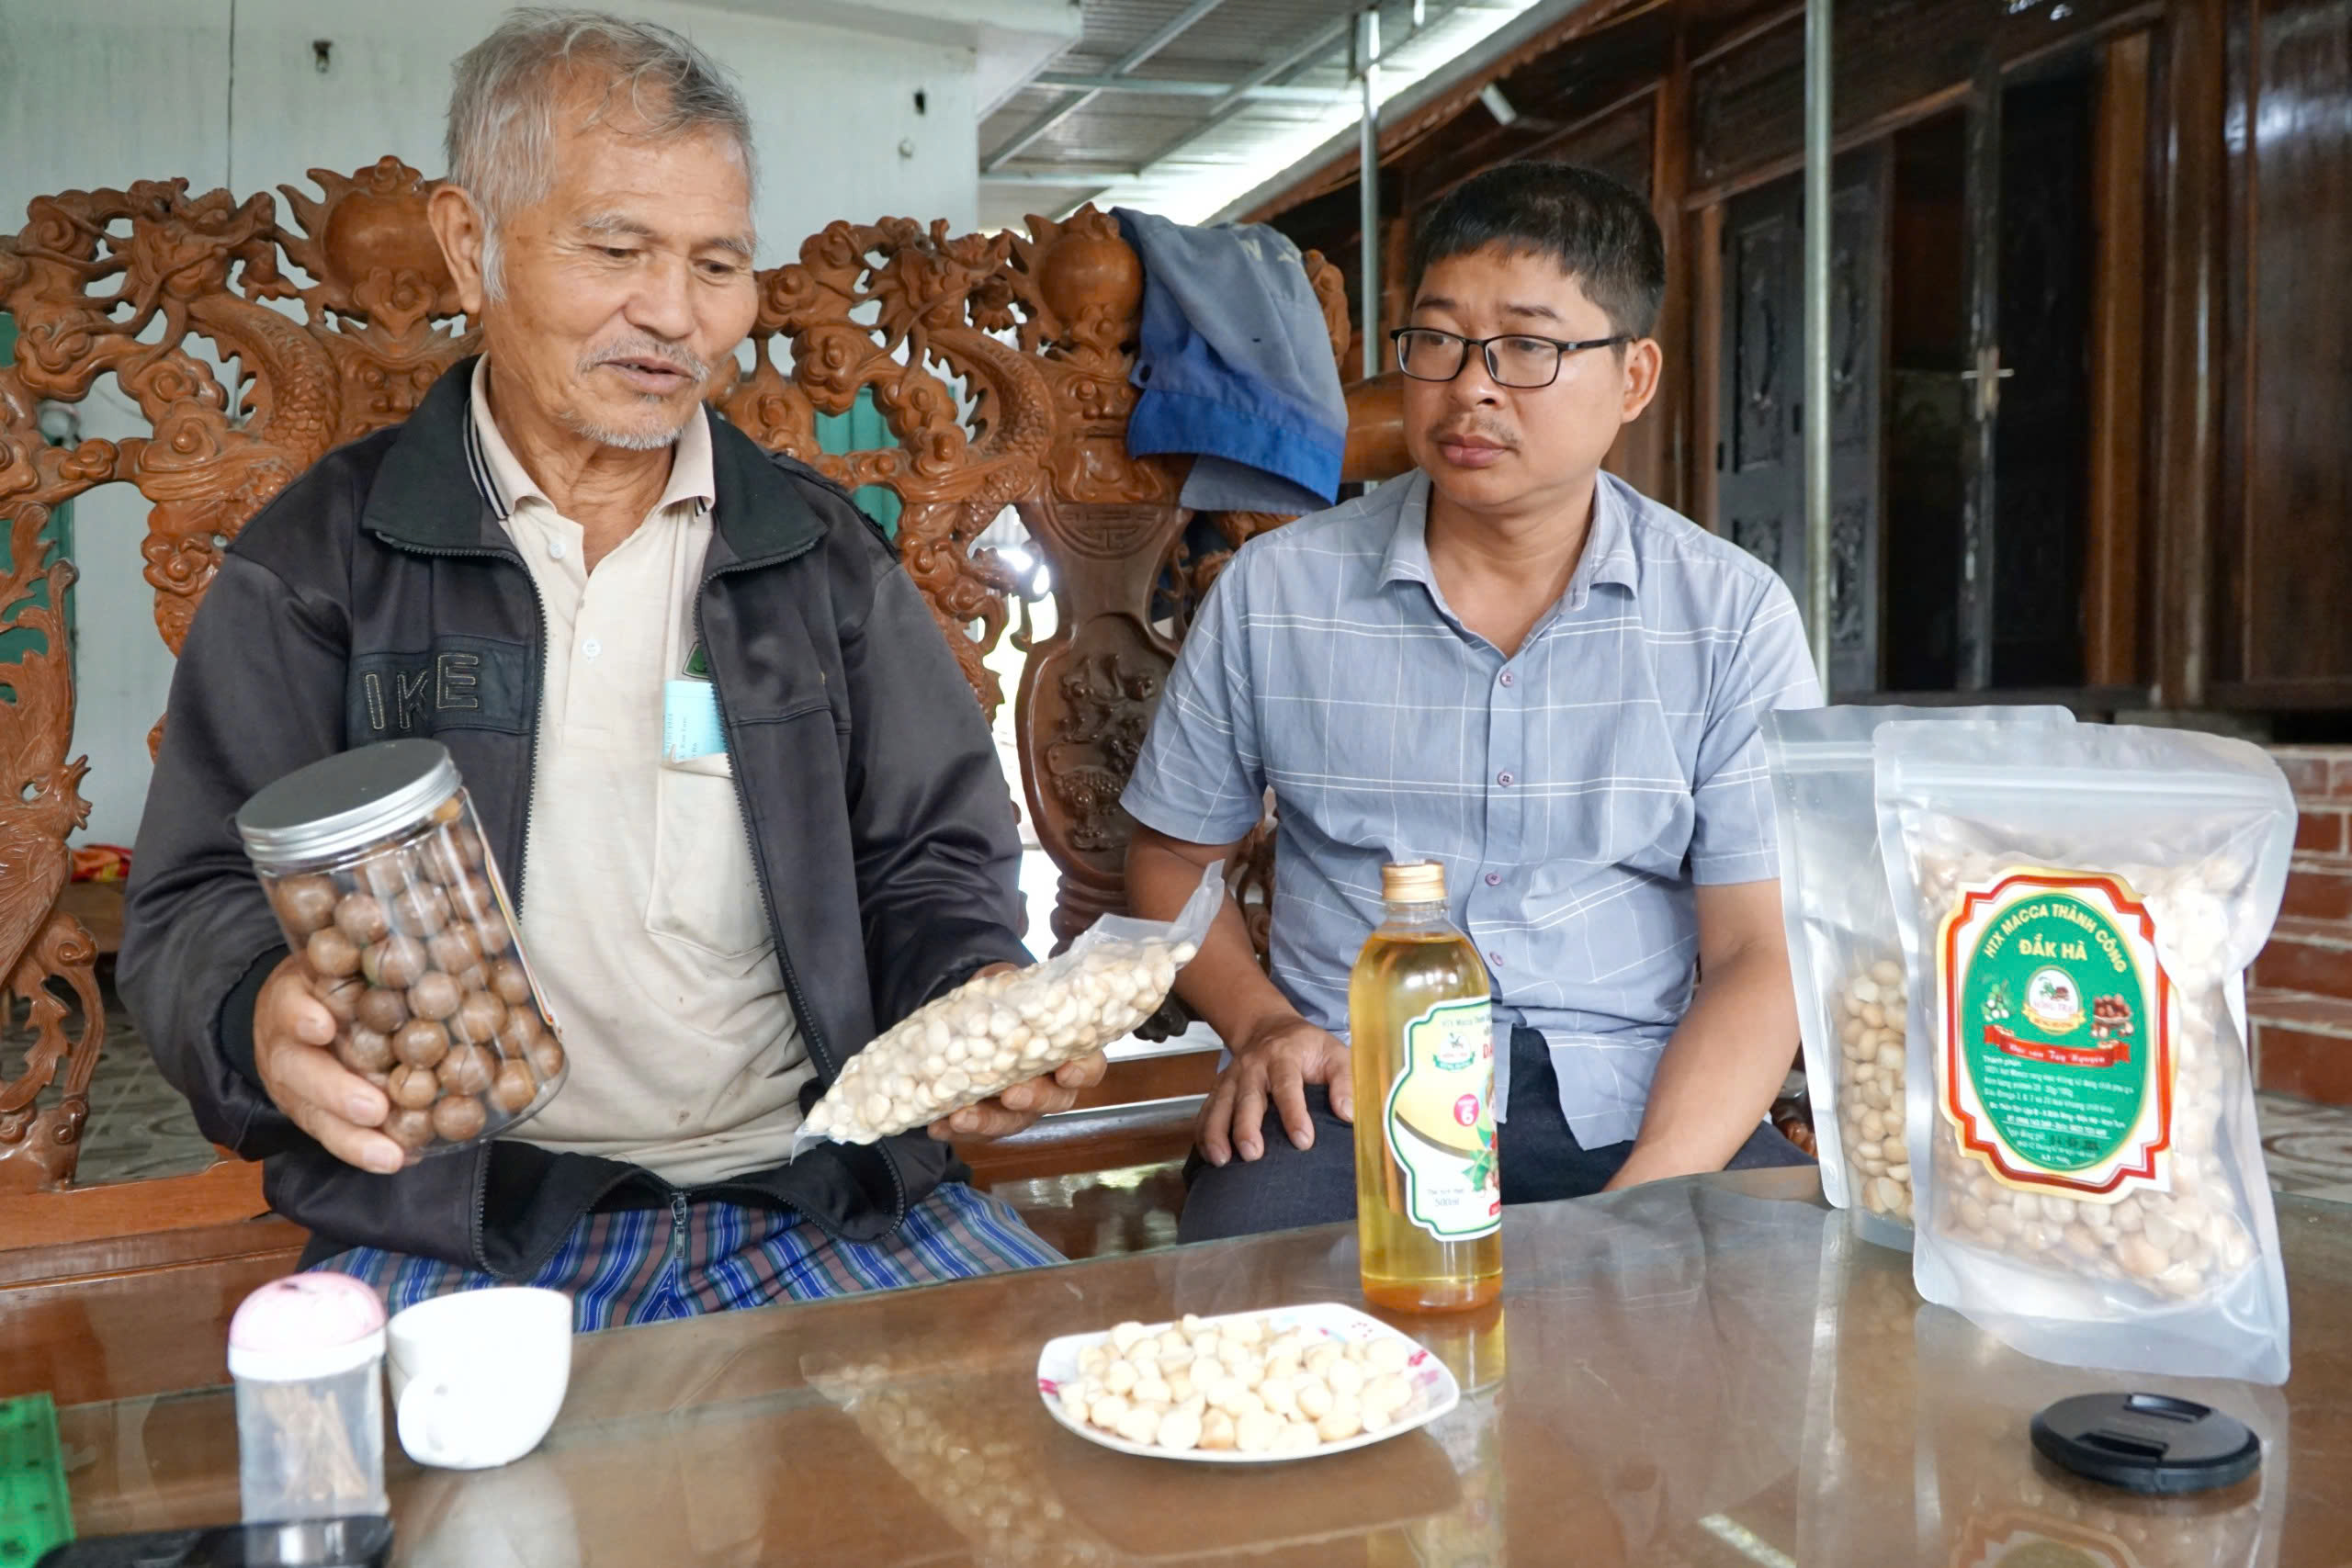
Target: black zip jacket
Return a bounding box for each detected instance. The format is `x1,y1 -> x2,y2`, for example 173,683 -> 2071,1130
119,359 -> 1030,1276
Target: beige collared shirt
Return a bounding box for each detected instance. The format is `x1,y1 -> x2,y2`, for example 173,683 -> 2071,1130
468,357 -> 811,1186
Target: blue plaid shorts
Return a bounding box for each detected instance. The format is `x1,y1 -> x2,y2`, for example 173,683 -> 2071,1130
311,1182 -> 1061,1332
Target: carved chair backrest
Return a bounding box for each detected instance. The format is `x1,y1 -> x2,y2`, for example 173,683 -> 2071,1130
0,159 -> 1347,1190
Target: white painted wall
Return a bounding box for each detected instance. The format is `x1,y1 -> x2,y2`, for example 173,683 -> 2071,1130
0,0 -> 985,844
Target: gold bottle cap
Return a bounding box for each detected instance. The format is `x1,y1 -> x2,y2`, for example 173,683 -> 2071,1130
1382,861 -> 1448,902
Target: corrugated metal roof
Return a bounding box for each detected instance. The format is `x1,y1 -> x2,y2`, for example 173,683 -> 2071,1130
1055,0 -> 1353,73
979,0 -> 1558,231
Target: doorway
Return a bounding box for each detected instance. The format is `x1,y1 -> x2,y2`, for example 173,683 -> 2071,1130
1712,52 -> 2120,699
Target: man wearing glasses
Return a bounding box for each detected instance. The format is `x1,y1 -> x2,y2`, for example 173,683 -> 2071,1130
1123,163 -> 1821,1240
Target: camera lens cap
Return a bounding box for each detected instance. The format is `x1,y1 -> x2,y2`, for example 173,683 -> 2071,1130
2030,1393 -> 2260,1495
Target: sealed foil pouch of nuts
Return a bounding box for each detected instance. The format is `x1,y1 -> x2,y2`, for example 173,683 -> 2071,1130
1874,721 -> 2294,1382
1763,705 -> 2075,1249
796,861 -> 1224,1147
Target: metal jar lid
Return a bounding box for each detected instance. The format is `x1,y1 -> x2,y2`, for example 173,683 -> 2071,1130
236,739 -> 461,868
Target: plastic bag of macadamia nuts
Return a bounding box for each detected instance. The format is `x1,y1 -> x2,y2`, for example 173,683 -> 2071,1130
1763,706 -> 2075,1249
795,861 -> 1225,1148
1874,721 -> 2294,1382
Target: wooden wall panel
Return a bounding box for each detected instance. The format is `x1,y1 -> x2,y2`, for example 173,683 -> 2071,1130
1407,10 -> 1677,208
1686,0 -> 2161,197
1690,15 -> 1805,188
1690,0 -> 1983,190
2154,0 -> 2226,705
1996,0 -> 2172,66
1523,94 -> 1658,195
2222,0 -> 2352,698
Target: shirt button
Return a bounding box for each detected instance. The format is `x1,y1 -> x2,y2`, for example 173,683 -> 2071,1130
582,638 -> 602,660
1485,872 -> 1502,886
548,538 -> 568,560
1497,771 -> 1514,786
1487,951 -> 1503,969
1498,670 -> 1515,687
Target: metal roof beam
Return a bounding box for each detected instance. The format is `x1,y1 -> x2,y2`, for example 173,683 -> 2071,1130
982,0 -> 1238,172
1106,0 -> 1238,73
1034,72 -> 1351,102
1123,0 -> 1502,188
983,94 -> 1102,173
980,168 -> 1137,185
1123,13 -> 1357,174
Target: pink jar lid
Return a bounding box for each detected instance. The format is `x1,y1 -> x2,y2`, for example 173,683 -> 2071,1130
229,1274 -> 388,1382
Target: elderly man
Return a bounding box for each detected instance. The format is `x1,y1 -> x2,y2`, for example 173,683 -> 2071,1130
121,10 -> 1094,1327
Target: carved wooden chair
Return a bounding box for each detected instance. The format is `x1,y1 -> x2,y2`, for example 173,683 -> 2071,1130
0,159 -> 1356,1248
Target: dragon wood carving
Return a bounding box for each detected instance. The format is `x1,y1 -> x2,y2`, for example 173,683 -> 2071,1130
0,161 -> 1348,1181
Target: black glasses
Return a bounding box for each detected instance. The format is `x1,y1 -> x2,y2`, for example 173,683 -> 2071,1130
1389,327 -> 1631,389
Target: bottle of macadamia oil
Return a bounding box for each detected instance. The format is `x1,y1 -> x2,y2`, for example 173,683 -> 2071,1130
1349,861 -> 1502,1313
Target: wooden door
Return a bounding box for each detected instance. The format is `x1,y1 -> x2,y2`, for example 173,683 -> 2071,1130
1826,159 -> 1890,696
1715,153 -> 1887,694
1991,73 -> 2098,687
1718,176 -> 1803,589
1951,63 -> 2103,692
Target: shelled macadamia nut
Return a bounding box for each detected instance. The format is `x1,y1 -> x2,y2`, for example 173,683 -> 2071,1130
1055,1311 -> 1427,1458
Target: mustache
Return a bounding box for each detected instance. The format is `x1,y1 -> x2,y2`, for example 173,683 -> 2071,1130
582,338 -> 710,383
1425,421 -> 1515,448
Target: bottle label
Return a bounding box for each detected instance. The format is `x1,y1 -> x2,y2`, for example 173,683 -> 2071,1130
1936,868 -> 2173,1197
1383,998 -> 1500,1240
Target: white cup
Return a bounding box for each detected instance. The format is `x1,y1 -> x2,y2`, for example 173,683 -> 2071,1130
387,1287 -> 572,1470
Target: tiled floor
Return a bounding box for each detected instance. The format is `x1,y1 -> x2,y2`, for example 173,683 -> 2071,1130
2253,1089 -> 2352,1203
72,986 -> 220,1185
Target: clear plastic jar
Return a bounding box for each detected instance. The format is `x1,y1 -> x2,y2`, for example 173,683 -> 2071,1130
236,739 -> 568,1161
229,1274 -> 390,1525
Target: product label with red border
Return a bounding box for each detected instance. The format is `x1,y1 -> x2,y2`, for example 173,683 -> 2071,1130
1935,869 -> 2173,1197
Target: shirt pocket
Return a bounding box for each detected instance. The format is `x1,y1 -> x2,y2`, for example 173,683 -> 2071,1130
646,757 -> 773,960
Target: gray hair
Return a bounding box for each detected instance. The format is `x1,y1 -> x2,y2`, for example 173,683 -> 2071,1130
446,8 -> 757,299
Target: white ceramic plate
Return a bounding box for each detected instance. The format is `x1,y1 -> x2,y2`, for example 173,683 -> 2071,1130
1036,1302 -> 1460,1464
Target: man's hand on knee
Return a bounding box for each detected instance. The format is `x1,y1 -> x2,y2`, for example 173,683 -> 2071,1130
254,955 -> 404,1174
1197,1013 -> 1352,1167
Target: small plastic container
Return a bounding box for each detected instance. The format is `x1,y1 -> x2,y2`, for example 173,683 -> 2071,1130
236,739 -> 568,1162
228,1276 -> 391,1526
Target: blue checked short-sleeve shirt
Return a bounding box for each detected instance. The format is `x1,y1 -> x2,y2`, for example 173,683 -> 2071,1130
1122,468 -> 1822,1145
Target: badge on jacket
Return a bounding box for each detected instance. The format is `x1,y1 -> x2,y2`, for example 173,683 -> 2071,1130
664,641 -> 729,770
